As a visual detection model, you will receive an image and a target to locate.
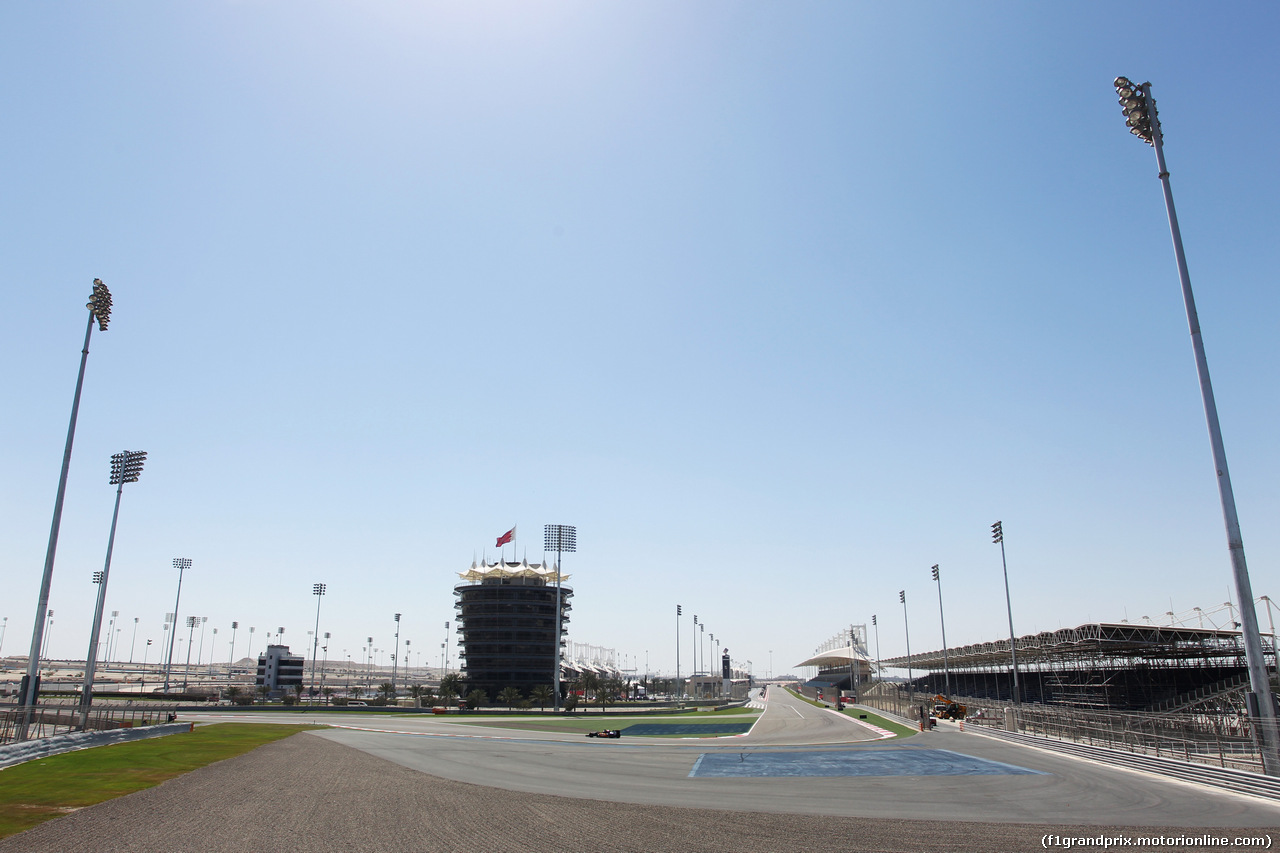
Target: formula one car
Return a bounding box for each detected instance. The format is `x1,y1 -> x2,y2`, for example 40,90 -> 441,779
586,729 -> 621,738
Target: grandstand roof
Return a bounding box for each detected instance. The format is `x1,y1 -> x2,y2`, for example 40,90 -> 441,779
795,644 -> 872,670
457,558 -> 569,582
880,622 -> 1266,670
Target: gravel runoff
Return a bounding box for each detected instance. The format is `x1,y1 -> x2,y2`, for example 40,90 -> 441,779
0,732 -> 1261,853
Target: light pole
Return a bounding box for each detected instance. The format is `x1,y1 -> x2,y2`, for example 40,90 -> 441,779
692,615 -> 698,678
544,524 -> 576,711
198,617 -> 208,666
0,616 -> 7,657
182,616 -> 198,691
1114,76 -> 1280,775
228,621 -> 239,680
79,449 -> 146,729
443,621 -> 450,675
932,564 -> 951,697
209,627 -> 217,675
391,613 -> 401,698
163,558 -> 192,693
675,605 -> 682,698
871,615 -> 881,684
366,637 -> 373,692
105,611 -> 119,667
310,584 -> 326,698
129,617 -> 139,663
19,280 -> 113,736
991,521 -> 1020,704
900,590 -> 913,702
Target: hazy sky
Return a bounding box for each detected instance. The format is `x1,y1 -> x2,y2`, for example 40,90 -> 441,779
3,2 -> 1278,680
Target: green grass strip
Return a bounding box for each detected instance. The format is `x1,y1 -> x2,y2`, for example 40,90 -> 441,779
0,723 -> 320,840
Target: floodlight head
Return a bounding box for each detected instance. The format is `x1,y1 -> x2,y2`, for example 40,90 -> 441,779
872,614 -> 877,625
899,590 -> 906,604
1114,76 -> 1156,145
395,613 -> 401,622
232,621 -> 239,629
186,616 -> 198,627
93,571 -> 104,584
931,564 -> 940,581
87,279 -> 113,331
543,524 -> 577,553
313,583 -> 326,596
174,558 -> 192,570
109,450 -> 147,485
991,520 -> 1003,544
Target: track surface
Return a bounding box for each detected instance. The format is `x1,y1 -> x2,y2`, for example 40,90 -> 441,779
3,688 -> 1279,851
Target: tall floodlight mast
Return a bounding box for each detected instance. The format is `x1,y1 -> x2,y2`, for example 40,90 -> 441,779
1113,77 -> 1278,775
17,280 -> 113,740
544,524 -> 576,712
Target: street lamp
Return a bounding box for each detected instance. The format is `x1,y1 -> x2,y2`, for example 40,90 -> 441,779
991,521 -> 1020,704
1114,75 -> 1280,775
79,449 -> 146,729
931,564 -> 951,697
310,584 -> 326,697
899,590 -> 913,702
163,559 -> 192,693
19,280 -> 113,736
544,524 -> 576,712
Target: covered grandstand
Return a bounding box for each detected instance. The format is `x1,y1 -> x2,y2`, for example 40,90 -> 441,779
879,621 -> 1273,711
795,627 -> 874,697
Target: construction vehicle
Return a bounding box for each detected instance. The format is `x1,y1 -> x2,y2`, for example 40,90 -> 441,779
932,694 -> 967,720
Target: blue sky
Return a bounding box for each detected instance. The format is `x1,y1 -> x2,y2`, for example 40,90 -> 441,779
2,2 -> 1278,679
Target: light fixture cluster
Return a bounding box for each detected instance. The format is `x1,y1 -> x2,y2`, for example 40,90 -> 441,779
109,450 -> 147,485
173,557 -> 192,570
88,278 -> 113,331
1114,77 -> 1156,145
313,583 -> 326,596
544,524 -> 577,552
991,520 -> 1003,544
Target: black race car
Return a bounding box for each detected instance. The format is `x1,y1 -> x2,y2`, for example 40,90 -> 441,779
586,729 -> 621,738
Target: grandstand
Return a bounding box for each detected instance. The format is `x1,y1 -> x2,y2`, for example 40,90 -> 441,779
879,621 -> 1272,711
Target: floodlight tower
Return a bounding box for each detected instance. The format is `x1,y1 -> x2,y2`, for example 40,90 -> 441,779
900,591 -> 913,701
1113,76 -> 1278,774
310,584 -> 326,696
931,564 -> 951,697
392,613 -> 401,698
163,559 -> 192,693
79,450 -> 146,729
991,521 -> 1020,703
544,524 -> 576,711
18,280 -> 113,738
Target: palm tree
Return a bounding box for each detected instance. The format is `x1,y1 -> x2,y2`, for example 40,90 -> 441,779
322,686 -> 335,705
379,682 -> 396,704
466,688 -> 488,711
497,686 -> 522,710
256,684 -> 271,704
595,676 -> 623,714
530,684 -> 553,712
226,685 -> 242,704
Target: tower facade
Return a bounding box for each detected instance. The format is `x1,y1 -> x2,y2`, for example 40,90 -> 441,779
454,559 -> 572,699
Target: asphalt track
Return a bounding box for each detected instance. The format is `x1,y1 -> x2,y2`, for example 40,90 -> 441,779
3,687 -> 1279,852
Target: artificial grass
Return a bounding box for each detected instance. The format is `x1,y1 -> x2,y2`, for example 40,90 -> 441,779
0,723 -> 320,840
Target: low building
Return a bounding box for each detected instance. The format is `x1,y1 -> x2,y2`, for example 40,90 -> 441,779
256,645 -> 304,696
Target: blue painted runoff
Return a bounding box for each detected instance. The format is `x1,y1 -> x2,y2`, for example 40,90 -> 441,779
689,748 -> 1047,778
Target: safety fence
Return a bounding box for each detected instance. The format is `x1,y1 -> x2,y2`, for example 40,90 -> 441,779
0,702 -> 175,745
858,683 -> 1271,774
